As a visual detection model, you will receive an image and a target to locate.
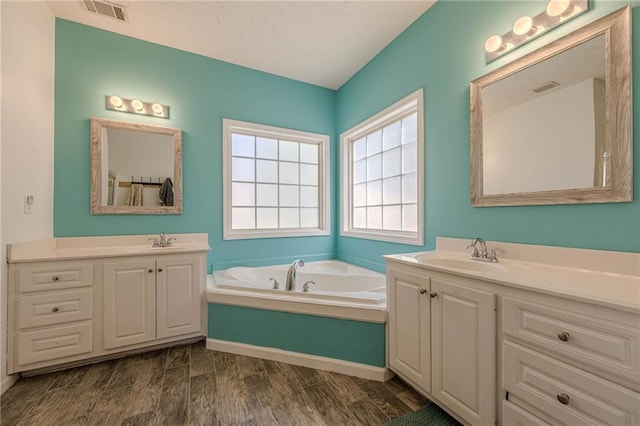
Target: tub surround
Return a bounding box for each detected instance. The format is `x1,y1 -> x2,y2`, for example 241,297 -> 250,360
207,260 -> 389,381
385,237 -> 639,425
6,234 -> 209,375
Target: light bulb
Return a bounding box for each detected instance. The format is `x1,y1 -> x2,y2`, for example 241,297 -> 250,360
131,99 -> 144,112
151,103 -> 164,114
109,95 -> 123,108
513,16 -> 536,37
546,0 -> 574,17
484,35 -> 505,53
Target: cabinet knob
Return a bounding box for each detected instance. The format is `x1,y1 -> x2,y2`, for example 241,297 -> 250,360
556,393 -> 570,405
52,276 -> 60,282
557,331 -> 571,342
157,268 -> 163,272
430,292 -> 438,298
148,269 -> 154,273
51,307 -> 59,313
419,288 -> 427,294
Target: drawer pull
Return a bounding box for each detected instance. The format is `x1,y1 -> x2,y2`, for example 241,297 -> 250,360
52,276 -> 60,282
419,289 -> 427,294
557,331 -> 571,342
556,393 -> 570,405
51,307 -> 59,313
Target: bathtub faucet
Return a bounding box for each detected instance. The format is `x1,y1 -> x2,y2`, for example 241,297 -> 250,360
285,259 -> 304,291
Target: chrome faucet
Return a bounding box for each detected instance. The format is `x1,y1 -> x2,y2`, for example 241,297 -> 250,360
148,232 -> 176,248
285,259 -> 304,291
466,237 -> 501,263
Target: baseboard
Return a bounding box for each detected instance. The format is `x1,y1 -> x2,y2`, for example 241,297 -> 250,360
207,338 -> 393,382
1,374 -> 18,395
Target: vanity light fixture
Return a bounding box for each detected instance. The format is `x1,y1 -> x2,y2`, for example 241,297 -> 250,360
105,95 -> 170,119
484,0 -> 588,63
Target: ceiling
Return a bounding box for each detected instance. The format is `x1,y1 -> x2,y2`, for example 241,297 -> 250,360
47,0 -> 436,90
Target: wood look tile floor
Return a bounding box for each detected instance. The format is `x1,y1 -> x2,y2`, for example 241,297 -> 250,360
1,341 -> 427,426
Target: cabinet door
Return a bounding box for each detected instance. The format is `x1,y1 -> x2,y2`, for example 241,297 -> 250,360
431,278 -> 496,426
387,267 -> 431,391
103,259 -> 156,349
156,256 -> 202,339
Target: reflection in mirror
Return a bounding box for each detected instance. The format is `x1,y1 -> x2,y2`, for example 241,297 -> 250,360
471,6 -> 631,206
91,118 -> 183,214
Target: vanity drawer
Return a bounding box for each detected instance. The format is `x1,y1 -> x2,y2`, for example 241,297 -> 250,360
503,401 -> 550,426
17,289 -> 92,329
17,321 -> 92,366
17,263 -> 93,293
503,341 -> 640,425
502,296 -> 640,384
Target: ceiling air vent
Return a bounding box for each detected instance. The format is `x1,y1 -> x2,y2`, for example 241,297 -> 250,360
81,0 -> 128,23
532,81 -> 560,94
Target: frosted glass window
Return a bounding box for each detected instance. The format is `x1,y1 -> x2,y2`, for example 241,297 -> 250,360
300,186 -> 318,207
354,160 -> 367,184
402,173 -> 417,203
383,177 -> 401,205
232,208 -> 255,229
402,204 -> 417,232
279,208 -> 300,228
279,185 -> 299,207
383,206 -> 402,231
353,138 -> 366,161
382,121 -> 401,150
300,208 -> 318,228
225,119 -> 328,239
300,164 -> 318,185
256,137 -> 278,159
353,183 -> 366,207
402,142 -> 417,174
279,141 -> 299,162
367,131 -> 382,156
232,182 -> 255,206
232,158 -> 254,181
341,91 -> 422,245
367,206 -> 382,229
367,180 -> 382,206
354,207 -> 366,228
383,148 -> 401,178
300,143 -> 318,164
279,162 -> 299,185
232,134 -> 254,157
256,160 -> 278,183
367,154 -> 382,181
402,114 -> 417,144
256,208 -> 278,229
256,184 -> 278,206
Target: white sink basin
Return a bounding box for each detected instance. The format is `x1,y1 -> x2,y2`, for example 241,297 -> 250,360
415,255 -> 508,272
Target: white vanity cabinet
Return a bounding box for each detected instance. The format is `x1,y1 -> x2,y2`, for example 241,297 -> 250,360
103,255 -> 202,350
387,262 -> 496,426
501,291 -> 640,425
6,234 -> 209,375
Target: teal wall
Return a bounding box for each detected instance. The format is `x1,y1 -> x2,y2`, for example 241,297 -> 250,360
54,19 -> 336,272
336,1 -> 640,271
208,303 -> 385,367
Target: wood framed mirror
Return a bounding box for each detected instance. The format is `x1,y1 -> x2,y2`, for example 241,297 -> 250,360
90,117 -> 183,214
470,6 -> 631,207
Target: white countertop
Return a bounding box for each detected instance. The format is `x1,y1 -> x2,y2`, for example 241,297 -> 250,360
384,238 -> 640,314
7,233 -> 210,263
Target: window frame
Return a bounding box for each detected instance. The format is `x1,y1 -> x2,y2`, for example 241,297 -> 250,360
340,89 -> 424,245
223,118 -> 331,240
